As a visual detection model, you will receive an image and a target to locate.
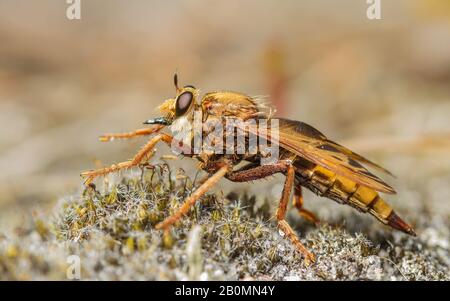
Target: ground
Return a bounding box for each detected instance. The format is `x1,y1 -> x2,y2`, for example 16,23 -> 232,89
0,164 -> 448,280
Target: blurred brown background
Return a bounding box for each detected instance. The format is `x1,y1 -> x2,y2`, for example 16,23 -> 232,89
0,0 -> 449,231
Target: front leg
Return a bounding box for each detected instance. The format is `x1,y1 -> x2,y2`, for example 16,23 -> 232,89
99,125 -> 164,142
81,133 -> 173,184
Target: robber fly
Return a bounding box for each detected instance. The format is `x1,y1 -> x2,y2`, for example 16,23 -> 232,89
81,74 -> 416,264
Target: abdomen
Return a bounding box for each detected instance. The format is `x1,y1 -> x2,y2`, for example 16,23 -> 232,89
294,159 -> 416,236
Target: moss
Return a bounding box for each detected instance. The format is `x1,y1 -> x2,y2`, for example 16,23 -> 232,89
0,164 -> 448,280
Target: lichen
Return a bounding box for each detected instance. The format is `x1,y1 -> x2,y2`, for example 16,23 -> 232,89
0,165 -> 448,280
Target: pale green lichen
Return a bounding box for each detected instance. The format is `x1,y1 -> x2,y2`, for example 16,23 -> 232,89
0,164 -> 448,280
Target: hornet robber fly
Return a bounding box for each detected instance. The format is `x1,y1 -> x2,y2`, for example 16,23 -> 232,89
81,73 -> 416,264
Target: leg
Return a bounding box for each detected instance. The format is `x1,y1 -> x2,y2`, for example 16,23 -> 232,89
226,161 -> 290,182
293,185 -> 320,225
99,125 -> 164,142
81,133 -> 173,184
227,162 -> 315,263
155,165 -> 229,230
277,165 -> 316,264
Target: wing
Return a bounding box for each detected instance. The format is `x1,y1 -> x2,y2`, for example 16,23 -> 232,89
242,118 -> 396,194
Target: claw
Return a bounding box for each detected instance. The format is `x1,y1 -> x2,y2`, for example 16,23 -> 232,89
303,241 -> 317,265
303,251 -> 316,266
81,171 -> 94,185
99,135 -> 113,142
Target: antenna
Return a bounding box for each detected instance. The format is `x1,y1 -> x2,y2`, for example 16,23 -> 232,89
174,70 -> 180,92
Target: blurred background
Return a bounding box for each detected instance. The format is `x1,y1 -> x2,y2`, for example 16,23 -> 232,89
0,0 -> 449,231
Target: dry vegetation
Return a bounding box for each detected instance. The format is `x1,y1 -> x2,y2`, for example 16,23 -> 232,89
0,164 -> 448,280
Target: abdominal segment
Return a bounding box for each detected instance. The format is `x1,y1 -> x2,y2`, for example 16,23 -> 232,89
294,160 -> 416,236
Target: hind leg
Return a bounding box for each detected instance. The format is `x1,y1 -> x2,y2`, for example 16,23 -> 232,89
277,165 -> 315,264
225,161 -> 315,263
293,185 -> 320,225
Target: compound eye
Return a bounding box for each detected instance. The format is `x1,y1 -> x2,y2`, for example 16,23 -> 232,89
175,91 -> 193,116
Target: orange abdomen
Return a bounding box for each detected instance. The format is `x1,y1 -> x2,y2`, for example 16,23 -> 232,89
294,161 -> 416,236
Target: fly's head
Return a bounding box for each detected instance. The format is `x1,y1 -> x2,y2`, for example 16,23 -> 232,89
144,73 -> 201,135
